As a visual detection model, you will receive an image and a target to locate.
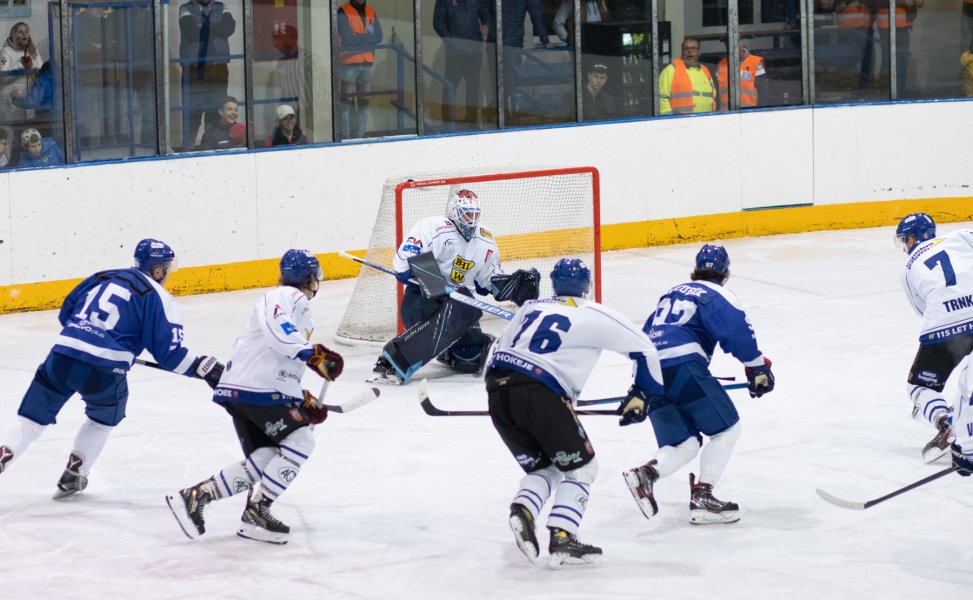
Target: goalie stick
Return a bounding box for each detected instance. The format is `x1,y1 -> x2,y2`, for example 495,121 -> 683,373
575,382 -> 748,407
135,358 -> 379,414
815,465 -> 960,510
417,379 -> 616,417
338,250 -> 517,321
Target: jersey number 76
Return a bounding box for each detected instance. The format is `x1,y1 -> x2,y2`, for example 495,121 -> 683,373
512,311 -> 572,354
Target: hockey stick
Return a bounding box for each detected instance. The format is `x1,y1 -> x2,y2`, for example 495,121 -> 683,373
135,358 -> 379,413
417,379 -> 616,417
815,465 -> 961,510
338,250 -> 517,321
575,382 -> 749,407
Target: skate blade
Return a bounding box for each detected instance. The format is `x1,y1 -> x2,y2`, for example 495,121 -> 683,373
508,514 -> 539,561
549,552 -> 603,570
622,470 -> 658,519
689,509 -> 741,525
165,494 -> 200,540
365,375 -> 403,386
52,485 -> 86,500
237,524 -> 289,545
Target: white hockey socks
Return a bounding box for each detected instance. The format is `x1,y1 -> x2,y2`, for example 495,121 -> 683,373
654,436 -> 702,478
0,416 -> 46,467
698,422 -> 741,485
908,384 -> 949,427
254,427 -> 315,501
547,459 -> 597,536
512,464 -> 562,519
70,418 -> 114,476
211,446 -> 277,500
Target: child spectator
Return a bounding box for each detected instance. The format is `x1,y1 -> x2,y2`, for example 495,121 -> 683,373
270,104 -> 307,146
18,127 -> 64,168
200,96 -> 248,150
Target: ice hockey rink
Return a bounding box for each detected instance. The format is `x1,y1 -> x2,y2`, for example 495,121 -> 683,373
1,223 -> 971,599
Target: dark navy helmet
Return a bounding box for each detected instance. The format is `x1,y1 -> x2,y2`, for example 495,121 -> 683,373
280,249 -> 323,286
695,244 -> 730,277
895,213 -> 936,251
133,238 -> 176,274
550,258 -> 591,298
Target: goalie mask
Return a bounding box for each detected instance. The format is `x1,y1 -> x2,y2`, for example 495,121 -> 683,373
447,189 -> 481,241
134,238 -> 177,283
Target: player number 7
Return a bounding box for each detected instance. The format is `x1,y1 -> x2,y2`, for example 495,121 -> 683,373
924,251 -> 956,287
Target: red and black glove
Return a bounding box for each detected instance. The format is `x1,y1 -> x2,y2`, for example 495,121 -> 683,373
305,343 -> 344,381
302,389 -> 328,425
745,357 -> 775,398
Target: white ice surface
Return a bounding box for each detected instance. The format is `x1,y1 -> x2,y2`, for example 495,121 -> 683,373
1,226 -> 972,599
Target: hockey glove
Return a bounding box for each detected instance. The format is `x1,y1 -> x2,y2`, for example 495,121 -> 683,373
395,269 -> 413,285
492,268 -> 541,306
302,389 -> 328,425
952,444 -> 973,477
304,343 -> 344,381
617,386 -> 649,426
191,355 -> 225,390
745,357 -> 775,398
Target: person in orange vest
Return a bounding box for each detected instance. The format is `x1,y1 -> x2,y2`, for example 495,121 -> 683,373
659,38 -> 716,115
717,36 -> 766,110
337,0 -> 383,140
875,1 -> 922,98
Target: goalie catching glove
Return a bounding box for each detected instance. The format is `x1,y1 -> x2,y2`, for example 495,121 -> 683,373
302,389 -> 328,425
300,344 -> 344,381
491,268 -> 541,306
191,355 -> 224,390
616,386 -> 651,426
745,357 -> 775,398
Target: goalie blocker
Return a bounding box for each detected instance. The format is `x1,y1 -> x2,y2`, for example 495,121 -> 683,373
373,252 -> 540,384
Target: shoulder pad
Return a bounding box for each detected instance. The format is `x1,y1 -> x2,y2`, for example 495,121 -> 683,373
479,227 -> 493,240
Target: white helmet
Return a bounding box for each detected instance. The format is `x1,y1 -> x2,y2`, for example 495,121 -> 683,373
20,128 -> 41,147
447,189 -> 481,241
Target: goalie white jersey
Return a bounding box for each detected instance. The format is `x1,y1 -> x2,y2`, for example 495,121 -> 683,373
901,229 -> 973,345
489,296 -> 665,401
393,216 -> 502,292
215,286 -> 315,404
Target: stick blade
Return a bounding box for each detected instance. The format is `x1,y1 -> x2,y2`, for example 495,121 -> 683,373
815,488 -> 866,511
324,388 -> 380,413
418,379 -> 446,416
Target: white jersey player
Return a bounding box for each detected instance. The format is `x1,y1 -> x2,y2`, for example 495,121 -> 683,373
372,189 -> 540,384
487,258 -> 664,568
896,213 -> 973,462
166,250 -> 344,545
949,359 -> 973,476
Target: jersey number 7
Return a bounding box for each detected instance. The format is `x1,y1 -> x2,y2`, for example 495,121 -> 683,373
924,251 -> 956,286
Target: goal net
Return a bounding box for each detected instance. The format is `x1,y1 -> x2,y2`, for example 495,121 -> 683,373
335,166 -> 601,343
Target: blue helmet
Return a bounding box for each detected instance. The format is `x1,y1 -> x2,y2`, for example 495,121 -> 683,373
895,213 -> 936,250
550,258 -> 591,297
694,244 -> 730,280
133,238 -> 175,274
280,249 -> 323,286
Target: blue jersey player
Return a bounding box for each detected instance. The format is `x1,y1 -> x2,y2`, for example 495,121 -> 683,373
619,244 -> 774,525
0,239 -> 224,499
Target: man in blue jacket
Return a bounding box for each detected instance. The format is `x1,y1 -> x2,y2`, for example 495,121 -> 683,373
433,0 -> 488,128
18,127 -> 63,168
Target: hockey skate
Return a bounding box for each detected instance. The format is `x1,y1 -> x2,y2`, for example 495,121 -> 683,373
689,473 -> 740,524
367,357 -> 403,386
238,491 -> 290,545
166,477 -> 217,539
921,412 -> 955,463
0,445 -> 12,474
52,453 -> 87,500
508,503 -> 539,562
622,460 -> 660,519
548,527 -> 603,569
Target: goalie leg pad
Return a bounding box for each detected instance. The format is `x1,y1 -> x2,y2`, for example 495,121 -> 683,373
383,295 -> 483,380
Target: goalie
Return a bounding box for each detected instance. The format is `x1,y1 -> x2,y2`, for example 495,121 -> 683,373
370,189 -> 541,385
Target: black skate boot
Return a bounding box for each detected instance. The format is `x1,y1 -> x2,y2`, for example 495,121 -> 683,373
52,453 -> 88,500
547,527 -> 603,569
166,477 -> 219,539
238,491 -> 290,545
0,445 -> 12,474
921,412 -> 955,463
622,460 -> 660,519
689,473 -> 740,524
368,356 -> 403,386
508,503 -> 539,562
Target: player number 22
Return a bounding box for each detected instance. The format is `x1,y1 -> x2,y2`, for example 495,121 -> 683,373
512,311 -> 572,354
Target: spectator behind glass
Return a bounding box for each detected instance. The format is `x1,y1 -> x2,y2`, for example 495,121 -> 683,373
10,61 -> 52,133
562,63 -> 615,121
270,104 -> 307,146
0,22 -> 44,127
432,0 -> 487,128
179,0 -> 237,146
336,0 -> 383,140
963,41 -> 973,97
200,96 -> 247,150
0,129 -> 9,168
18,127 -> 64,168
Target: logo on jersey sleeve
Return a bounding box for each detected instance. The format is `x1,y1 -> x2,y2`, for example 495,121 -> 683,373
281,322 -> 298,335
485,249 -> 494,263
480,226 -> 494,240
450,256 -> 475,283
402,237 -> 423,256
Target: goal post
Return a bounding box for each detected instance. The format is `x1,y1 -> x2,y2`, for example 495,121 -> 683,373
335,166 -> 601,344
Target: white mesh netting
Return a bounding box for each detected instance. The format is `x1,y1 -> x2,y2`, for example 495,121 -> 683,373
335,167 -> 600,343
